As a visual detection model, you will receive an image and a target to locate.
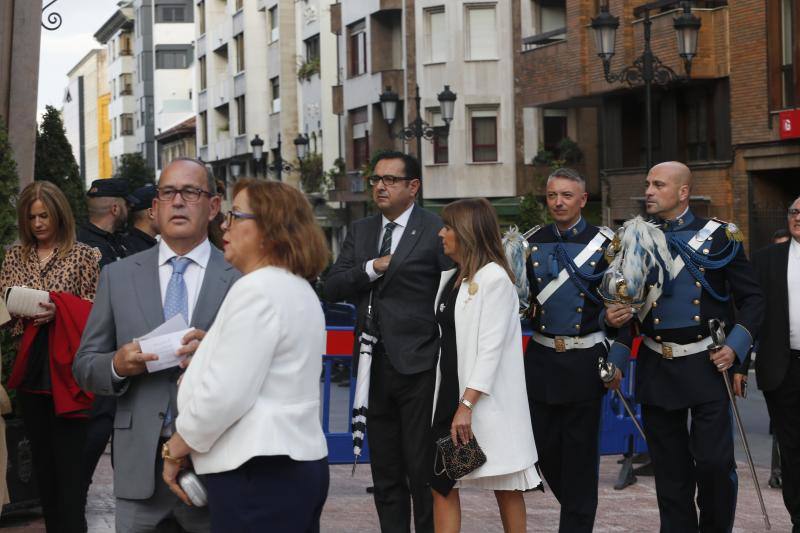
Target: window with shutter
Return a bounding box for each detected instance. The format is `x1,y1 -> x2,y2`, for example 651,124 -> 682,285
466,5 -> 497,60
470,109 -> 498,162
425,8 -> 447,64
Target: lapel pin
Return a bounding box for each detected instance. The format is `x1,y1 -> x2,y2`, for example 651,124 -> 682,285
468,282 -> 479,296
411,230 -> 417,236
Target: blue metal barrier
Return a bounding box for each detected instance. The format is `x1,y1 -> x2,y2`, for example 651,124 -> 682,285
321,353 -> 370,464
599,360 -> 648,456
322,314 -> 646,464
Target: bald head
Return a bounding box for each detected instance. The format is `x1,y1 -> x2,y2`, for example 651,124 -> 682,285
644,161 -> 693,220
651,161 -> 692,187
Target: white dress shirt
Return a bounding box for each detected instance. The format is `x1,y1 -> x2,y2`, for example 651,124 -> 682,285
157,239 -> 211,323
365,203 -> 415,281
788,237 -> 800,350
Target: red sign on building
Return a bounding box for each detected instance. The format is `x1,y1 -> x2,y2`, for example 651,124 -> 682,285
779,109 -> 800,139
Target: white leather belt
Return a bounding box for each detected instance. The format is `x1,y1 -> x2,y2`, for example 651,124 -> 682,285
642,336 -> 712,360
531,331 -> 606,353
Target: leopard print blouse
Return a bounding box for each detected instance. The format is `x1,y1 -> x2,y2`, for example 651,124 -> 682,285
0,242 -> 102,336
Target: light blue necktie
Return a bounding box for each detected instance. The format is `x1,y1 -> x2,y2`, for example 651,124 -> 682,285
164,256 -> 191,324
161,256 -> 192,434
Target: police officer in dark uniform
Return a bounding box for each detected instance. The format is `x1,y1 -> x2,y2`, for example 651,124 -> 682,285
606,161 -> 764,532
77,178 -> 133,266
524,168 -> 619,533
75,177 -> 134,526
123,184 -> 158,254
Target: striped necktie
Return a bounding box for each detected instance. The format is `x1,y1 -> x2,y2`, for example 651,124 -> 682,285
379,222 -> 397,257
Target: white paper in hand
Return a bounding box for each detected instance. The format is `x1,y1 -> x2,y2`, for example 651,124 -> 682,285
134,315 -> 194,373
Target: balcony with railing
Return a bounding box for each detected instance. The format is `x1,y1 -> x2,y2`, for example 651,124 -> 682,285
328,171 -> 369,203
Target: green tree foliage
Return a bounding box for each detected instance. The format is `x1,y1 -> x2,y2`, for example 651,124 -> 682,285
0,118 -> 19,395
34,105 -> 87,223
297,152 -> 325,193
516,192 -> 551,231
113,152 -> 155,191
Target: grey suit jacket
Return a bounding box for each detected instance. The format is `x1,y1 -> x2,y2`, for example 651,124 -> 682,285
73,244 -> 240,500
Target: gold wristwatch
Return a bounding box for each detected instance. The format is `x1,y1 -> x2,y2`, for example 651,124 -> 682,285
161,442 -> 185,465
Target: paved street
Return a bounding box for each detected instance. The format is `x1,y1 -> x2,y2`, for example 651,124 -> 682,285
0,369 -> 791,532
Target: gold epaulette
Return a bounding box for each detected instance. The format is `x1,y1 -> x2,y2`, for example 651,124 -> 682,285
713,217 -> 744,242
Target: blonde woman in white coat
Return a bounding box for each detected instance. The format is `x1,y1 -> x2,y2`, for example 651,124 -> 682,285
431,198 -> 541,533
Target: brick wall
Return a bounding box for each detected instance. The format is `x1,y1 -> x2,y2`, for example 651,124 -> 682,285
730,0 -> 775,146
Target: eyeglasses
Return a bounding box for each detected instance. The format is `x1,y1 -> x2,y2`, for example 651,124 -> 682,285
156,186 -> 213,203
789,208 -> 800,217
224,210 -> 257,227
367,174 -> 416,187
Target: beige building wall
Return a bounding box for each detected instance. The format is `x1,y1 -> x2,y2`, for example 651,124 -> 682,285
65,49 -> 109,188
414,0 -> 517,200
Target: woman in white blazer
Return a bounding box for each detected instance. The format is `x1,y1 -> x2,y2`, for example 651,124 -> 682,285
160,179 -> 330,533
431,198 -> 541,533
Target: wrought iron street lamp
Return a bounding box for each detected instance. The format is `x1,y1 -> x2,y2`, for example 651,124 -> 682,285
379,84 -> 457,206
591,1 -> 701,169
293,133 -> 309,161
230,160 -> 242,180
250,134 -> 264,178
267,133 -> 309,181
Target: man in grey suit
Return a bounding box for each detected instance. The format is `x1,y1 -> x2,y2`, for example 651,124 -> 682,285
74,158 -> 240,532
323,151 -> 451,533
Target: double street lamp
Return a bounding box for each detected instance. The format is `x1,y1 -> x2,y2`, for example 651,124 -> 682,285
591,1 -> 701,169
379,84 -> 457,206
249,132 -> 309,180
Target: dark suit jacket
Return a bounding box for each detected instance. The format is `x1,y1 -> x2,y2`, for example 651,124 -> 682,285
322,205 -> 452,375
750,241 -> 794,392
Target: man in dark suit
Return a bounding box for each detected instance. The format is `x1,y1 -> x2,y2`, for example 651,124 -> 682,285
749,196 -> 800,532
323,151 -> 451,533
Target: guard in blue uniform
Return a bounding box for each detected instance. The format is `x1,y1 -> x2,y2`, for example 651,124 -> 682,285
606,162 -> 764,533
524,168 -> 618,533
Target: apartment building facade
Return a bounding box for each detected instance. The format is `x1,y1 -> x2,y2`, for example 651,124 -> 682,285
328,0 -> 406,214
414,0 -> 517,214
131,0 -> 195,171
327,1 -> 520,222
515,0 -> 799,248
95,4 -> 137,174
63,49 -> 112,187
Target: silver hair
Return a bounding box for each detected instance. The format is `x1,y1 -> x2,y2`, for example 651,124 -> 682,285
546,167 -> 586,191
160,157 -> 216,194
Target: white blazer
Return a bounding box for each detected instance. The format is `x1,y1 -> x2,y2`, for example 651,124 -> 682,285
433,262 -> 538,479
176,266 -> 328,475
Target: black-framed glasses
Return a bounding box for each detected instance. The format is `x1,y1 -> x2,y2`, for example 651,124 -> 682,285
789,208 -> 800,217
156,186 -> 213,203
224,210 -> 258,227
367,174 -> 416,187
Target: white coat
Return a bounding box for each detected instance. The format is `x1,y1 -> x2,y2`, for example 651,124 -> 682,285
433,262 -> 538,480
176,266 -> 328,474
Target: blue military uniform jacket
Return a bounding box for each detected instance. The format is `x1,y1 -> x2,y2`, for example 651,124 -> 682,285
608,209 -> 764,410
525,218 -> 615,403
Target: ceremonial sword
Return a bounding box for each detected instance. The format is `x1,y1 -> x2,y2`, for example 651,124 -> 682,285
708,318 -> 771,530
598,357 -> 647,443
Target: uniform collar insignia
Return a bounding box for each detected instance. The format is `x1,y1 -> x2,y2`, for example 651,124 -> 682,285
557,217 -> 586,239
658,208 -> 694,232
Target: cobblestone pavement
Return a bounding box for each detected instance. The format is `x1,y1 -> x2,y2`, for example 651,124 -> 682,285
0,452 -> 790,532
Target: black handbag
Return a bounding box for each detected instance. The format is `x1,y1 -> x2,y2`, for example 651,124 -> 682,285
434,435 -> 487,480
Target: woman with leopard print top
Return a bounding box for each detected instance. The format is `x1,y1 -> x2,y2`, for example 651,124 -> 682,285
0,181 -> 100,533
